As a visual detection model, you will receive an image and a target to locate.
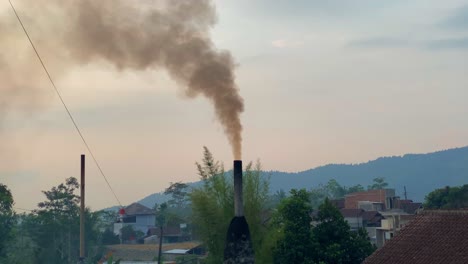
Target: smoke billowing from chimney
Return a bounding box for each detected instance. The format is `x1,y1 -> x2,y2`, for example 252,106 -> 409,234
0,0 -> 243,158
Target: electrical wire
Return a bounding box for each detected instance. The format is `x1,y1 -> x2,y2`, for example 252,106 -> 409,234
8,0 -> 122,207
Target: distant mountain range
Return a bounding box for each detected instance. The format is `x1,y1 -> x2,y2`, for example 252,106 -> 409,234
128,146 -> 468,209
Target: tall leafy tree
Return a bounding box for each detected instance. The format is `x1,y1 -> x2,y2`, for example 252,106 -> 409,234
311,198 -> 374,263
0,183 -> 15,259
164,182 -> 189,208
368,177 -> 389,190
2,213 -> 39,264
272,189 -> 314,264
191,147 -> 233,263
34,177 -> 80,263
243,161 -> 269,256
271,196 -> 374,264
16,177 -> 101,263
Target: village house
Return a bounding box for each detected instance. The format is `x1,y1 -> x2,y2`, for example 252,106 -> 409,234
337,189 -> 422,247
114,203 -> 156,236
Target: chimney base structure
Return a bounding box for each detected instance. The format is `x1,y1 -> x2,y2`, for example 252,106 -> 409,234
224,160 -> 254,264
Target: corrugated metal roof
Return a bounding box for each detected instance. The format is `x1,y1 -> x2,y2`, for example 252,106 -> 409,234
164,249 -> 189,254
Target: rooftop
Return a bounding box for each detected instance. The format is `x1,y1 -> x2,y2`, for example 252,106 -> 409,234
124,203 -> 154,215
364,210 -> 468,264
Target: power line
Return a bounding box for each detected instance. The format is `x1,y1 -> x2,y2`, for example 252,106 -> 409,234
8,0 -> 122,207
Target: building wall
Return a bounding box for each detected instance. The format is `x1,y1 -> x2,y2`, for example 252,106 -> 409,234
344,216 -> 364,230
134,215 -> 156,234
345,190 -> 388,209
114,222 -> 124,235
114,215 -> 156,236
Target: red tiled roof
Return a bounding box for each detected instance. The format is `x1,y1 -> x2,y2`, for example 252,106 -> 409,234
362,211 -> 383,223
340,208 -> 364,218
125,203 -> 154,215
399,200 -> 413,204
400,202 -> 422,214
364,210 -> 468,264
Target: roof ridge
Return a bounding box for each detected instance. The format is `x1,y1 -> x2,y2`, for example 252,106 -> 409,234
419,209 -> 468,215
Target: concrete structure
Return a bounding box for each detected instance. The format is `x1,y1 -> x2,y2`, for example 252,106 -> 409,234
375,210 -> 415,248
345,189 -> 398,210
341,189 -> 422,247
340,208 -> 365,230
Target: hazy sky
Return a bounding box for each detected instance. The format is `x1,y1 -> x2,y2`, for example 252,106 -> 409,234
1,0 -> 468,210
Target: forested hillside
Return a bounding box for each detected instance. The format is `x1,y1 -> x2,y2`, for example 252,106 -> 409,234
137,147 -> 468,207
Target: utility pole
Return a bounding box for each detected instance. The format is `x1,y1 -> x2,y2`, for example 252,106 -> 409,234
79,154 -> 86,263
158,224 -> 163,264
404,186 -> 408,200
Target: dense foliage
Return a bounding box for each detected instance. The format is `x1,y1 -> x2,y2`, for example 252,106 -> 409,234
0,183 -> 15,260
424,184 -> 468,209
312,199 -> 375,263
308,179 -> 366,208
272,189 -> 314,264
0,178 -> 113,264
272,191 -> 375,264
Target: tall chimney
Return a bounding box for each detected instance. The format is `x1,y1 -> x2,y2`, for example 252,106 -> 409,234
224,160 -> 254,264
234,160 -> 243,217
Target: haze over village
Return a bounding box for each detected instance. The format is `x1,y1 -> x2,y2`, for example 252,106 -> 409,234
1,0 -> 468,263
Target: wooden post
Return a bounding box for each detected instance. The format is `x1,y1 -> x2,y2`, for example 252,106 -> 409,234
158,225 -> 163,264
79,154 -> 85,262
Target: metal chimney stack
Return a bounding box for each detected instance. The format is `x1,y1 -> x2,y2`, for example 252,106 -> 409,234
234,160 -> 243,217
224,160 -> 255,264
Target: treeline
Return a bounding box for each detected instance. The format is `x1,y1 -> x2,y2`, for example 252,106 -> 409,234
424,184 -> 468,209
0,179 -> 118,264
2,147 -> 463,263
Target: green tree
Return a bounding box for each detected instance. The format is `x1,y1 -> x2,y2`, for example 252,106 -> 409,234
368,177 -> 389,190
9,177 -> 103,264
347,184 -> 365,193
190,147 -> 233,263
1,213 -> 38,264
120,225 -> 139,242
190,147 -> 270,264
33,177 -> 80,263
243,160 -> 269,257
272,189 -> 314,264
311,198 -> 374,263
101,228 -> 120,245
325,179 -> 347,198
0,183 -> 15,259
424,185 -> 468,209
307,180 -> 365,209
164,182 -> 189,208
